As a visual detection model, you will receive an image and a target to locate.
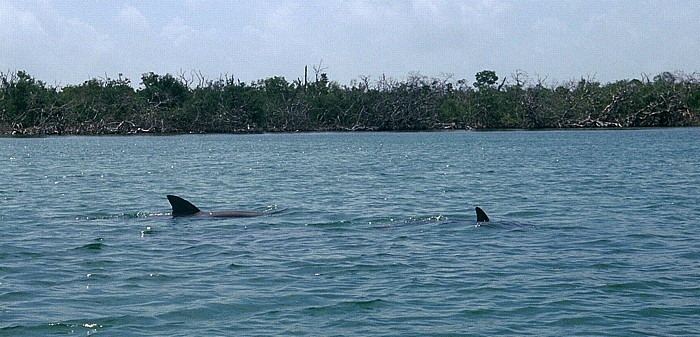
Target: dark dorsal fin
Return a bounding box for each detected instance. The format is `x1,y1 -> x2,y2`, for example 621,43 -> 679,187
167,195 -> 201,216
475,207 -> 490,222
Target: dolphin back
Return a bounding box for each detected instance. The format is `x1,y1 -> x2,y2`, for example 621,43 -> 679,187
475,207 -> 490,222
167,195 -> 201,216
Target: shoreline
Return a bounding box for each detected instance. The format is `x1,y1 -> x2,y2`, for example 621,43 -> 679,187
3,70 -> 699,137
3,125 -> 695,138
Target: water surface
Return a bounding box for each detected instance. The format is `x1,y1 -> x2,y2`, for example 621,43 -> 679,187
1,129 -> 699,336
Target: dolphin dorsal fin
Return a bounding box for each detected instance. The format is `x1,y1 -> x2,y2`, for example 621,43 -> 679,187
167,195 -> 201,216
475,207 -> 490,222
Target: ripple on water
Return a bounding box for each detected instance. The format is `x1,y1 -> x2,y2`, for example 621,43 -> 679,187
1,130 -> 699,335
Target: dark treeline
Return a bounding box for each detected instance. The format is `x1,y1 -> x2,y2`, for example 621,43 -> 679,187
1,68 -> 699,135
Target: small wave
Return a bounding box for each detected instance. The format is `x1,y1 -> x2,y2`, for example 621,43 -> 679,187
352,298 -> 386,309
80,243 -> 104,250
74,238 -> 106,251
474,221 -> 536,230
305,298 -> 386,314
0,291 -> 32,302
73,212 -> 169,220
372,216 -> 452,229
2,321 -> 105,335
228,263 -> 245,269
304,220 -> 355,231
461,307 -> 498,318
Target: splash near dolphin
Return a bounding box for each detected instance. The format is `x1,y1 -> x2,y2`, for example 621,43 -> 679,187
167,195 -> 278,218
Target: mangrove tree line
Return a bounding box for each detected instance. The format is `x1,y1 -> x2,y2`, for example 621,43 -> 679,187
1,69 -> 699,135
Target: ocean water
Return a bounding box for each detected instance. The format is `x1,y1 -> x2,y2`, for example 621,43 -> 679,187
1,129 -> 699,336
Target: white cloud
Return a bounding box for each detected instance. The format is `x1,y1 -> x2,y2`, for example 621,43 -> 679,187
0,3 -> 47,64
0,3 -> 46,38
0,0 -> 698,86
0,1 -> 111,84
162,17 -> 197,46
117,5 -> 150,31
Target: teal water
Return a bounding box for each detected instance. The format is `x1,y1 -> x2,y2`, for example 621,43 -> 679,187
1,129 -> 699,336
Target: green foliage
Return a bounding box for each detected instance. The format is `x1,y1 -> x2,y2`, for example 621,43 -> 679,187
60,75 -> 138,132
139,72 -> 189,108
0,71 -> 60,130
1,69 -> 699,135
474,70 -> 499,89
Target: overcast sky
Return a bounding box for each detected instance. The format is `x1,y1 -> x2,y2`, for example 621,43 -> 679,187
1,0 -> 698,87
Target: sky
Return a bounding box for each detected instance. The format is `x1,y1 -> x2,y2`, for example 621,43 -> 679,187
1,0 -> 698,88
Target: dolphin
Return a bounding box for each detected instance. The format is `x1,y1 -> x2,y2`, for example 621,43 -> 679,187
475,207 -> 490,222
474,206 -> 534,229
167,195 -> 277,218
